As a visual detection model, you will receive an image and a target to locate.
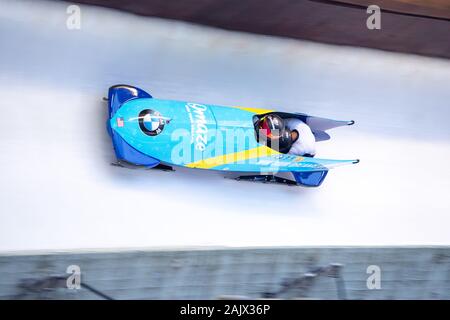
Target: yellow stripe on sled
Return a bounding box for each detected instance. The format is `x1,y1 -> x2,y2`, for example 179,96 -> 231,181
233,106 -> 274,114
186,145 -> 280,169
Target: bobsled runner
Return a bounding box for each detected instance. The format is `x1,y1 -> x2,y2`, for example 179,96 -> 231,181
106,85 -> 358,187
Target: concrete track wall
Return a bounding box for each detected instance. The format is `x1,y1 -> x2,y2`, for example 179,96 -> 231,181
1,247 -> 449,299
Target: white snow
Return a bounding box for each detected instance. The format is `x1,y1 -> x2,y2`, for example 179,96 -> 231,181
0,0 -> 449,251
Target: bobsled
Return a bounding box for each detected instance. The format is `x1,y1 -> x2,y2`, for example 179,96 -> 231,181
106,85 -> 358,187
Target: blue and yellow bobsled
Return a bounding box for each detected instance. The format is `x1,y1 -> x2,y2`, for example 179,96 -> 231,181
106,85 -> 358,187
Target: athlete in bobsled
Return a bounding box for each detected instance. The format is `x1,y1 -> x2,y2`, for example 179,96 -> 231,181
106,84 -> 358,187
255,114 -> 316,157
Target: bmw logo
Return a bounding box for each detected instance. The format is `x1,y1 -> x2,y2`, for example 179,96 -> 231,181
138,109 -> 166,136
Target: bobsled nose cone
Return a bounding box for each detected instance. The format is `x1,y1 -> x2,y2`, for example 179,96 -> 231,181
348,120 -> 355,125
352,159 -> 360,164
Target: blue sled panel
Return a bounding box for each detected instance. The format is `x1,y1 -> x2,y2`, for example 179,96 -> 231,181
292,170 -> 328,187
110,128 -> 160,167
106,85 -> 158,167
108,85 -> 152,118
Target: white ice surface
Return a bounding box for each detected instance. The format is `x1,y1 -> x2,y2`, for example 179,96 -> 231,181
0,0 -> 449,251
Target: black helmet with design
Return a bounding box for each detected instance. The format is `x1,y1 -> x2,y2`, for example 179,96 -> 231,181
257,114 -> 292,153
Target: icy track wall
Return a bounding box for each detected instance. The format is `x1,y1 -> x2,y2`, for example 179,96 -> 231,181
1,248 -> 449,299
72,0 -> 450,59
0,0 -> 450,251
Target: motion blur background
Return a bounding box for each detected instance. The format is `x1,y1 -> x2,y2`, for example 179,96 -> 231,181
0,0 -> 449,299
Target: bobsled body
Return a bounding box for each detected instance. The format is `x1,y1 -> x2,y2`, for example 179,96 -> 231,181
106,85 -> 358,187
